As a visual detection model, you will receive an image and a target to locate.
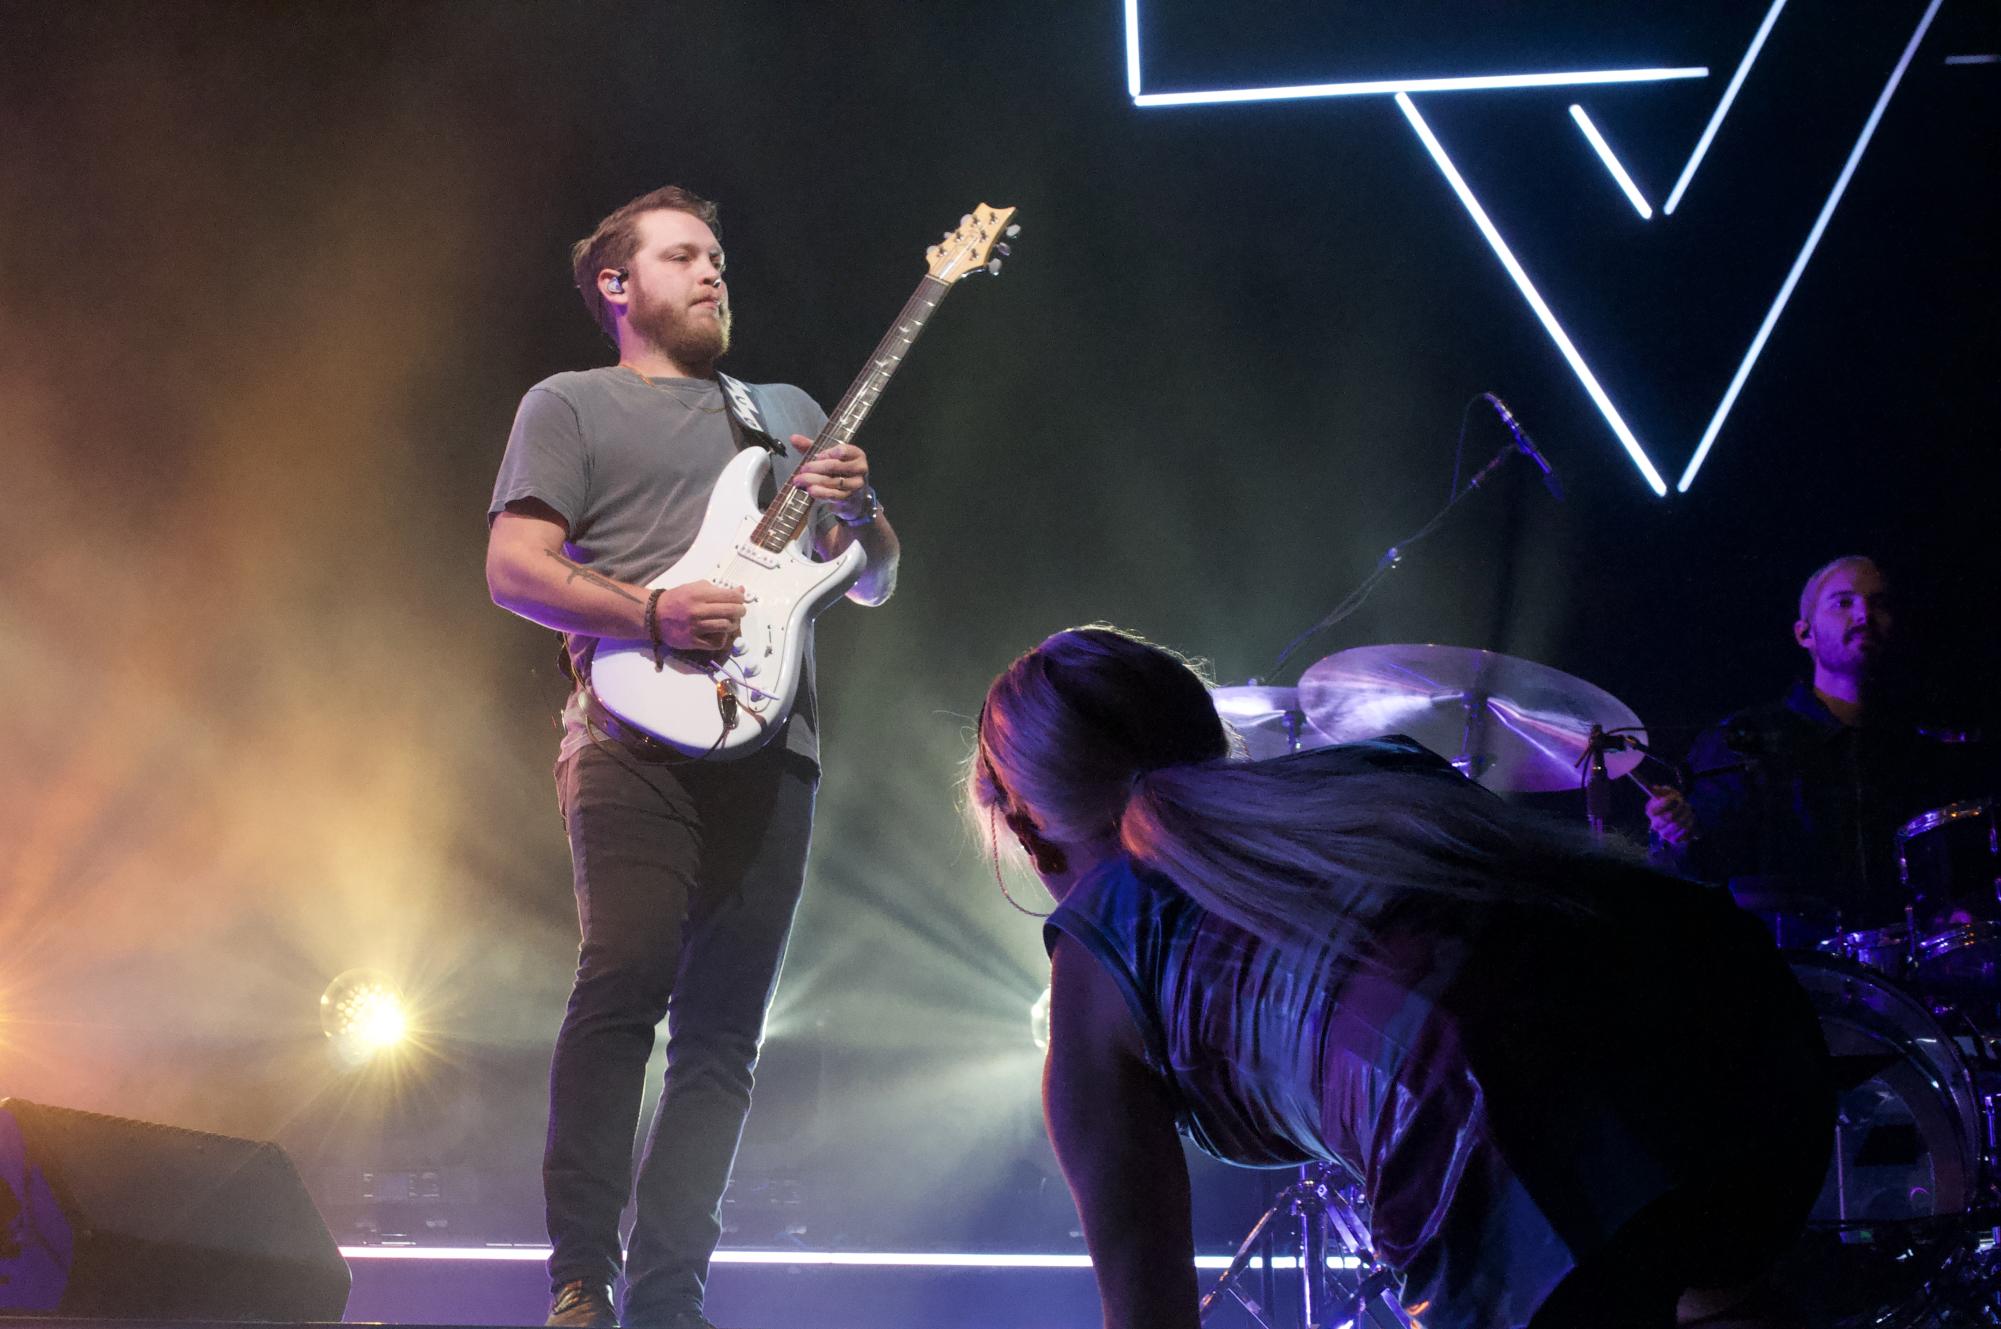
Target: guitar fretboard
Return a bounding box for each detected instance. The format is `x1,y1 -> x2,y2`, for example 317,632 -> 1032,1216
751,274 -> 953,550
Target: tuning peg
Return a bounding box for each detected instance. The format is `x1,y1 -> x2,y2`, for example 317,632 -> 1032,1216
986,258 -> 1002,276
995,243 -> 1011,257
1005,224 -> 1020,237
961,214 -> 973,227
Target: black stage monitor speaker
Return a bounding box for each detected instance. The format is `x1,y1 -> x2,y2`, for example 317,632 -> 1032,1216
0,1098 -> 350,1319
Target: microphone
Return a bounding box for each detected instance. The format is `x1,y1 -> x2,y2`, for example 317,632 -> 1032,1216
1481,393 -> 1564,502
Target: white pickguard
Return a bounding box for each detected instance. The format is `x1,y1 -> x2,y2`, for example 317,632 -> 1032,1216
589,447 -> 865,759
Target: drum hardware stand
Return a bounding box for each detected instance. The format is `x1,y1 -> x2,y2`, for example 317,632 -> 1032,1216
1280,707 -> 1306,754
1582,725 -> 1616,839
1575,727 -> 1658,840
1985,1090 -> 2001,1251
1907,901 -> 1924,976
1457,688 -> 1496,784
1197,1163 -> 1415,1329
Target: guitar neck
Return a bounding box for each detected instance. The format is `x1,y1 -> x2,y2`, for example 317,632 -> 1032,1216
752,274 -> 954,549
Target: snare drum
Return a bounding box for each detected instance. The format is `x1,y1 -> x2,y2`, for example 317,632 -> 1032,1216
1816,924 -> 1912,979
1916,923 -> 2001,1004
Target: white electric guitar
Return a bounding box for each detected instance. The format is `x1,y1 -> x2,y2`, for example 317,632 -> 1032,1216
590,203 -> 1019,758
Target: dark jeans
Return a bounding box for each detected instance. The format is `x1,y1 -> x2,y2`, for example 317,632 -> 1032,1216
544,735 -> 817,1322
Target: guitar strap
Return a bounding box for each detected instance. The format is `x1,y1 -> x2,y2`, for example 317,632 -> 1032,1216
717,373 -> 782,455
563,374 -> 782,696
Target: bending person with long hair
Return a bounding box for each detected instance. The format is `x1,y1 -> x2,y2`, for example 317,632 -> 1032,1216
970,626 -> 1832,1329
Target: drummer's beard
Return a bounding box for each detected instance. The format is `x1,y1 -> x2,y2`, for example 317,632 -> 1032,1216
1826,626 -> 1891,680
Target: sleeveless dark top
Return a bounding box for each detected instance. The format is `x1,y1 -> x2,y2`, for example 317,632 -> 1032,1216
1043,739 -> 1460,1170
1042,740 -> 1833,1325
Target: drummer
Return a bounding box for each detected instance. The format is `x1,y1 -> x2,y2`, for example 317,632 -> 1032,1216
1646,556 -> 1976,933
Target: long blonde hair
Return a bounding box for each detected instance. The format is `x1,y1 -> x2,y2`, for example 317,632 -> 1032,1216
971,626 -> 1627,944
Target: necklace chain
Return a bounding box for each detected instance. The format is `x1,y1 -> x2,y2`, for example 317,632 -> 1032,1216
622,364 -> 725,413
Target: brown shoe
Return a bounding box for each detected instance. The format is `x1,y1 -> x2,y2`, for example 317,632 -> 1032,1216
547,1279 -> 619,1328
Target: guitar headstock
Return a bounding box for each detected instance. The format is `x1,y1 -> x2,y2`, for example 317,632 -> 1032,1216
926,203 -> 1020,283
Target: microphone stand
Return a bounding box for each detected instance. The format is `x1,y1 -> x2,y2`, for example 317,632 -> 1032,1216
1267,433 -> 1532,682
1208,402 -> 1555,1325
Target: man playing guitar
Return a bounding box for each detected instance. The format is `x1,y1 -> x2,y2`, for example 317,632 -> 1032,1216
486,185 -> 899,1329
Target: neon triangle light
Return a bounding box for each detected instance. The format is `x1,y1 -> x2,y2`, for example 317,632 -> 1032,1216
1124,0 -> 1947,495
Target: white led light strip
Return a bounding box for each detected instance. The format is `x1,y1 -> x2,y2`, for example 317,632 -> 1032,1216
1569,105 -> 1654,219
340,1246 -> 1362,1270
1134,68 -> 1710,106
1121,1 -> 1688,495
1123,0 -> 1944,497
1122,0 -> 1704,104
1663,0 -> 1788,216
1676,0 -> 1945,492
1394,93 -> 1670,496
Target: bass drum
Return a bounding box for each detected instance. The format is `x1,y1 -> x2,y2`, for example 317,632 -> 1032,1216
1779,953 -> 1988,1327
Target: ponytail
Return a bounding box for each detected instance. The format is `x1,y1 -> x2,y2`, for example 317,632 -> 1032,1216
975,626 -> 1637,952
1121,753 -> 1631,947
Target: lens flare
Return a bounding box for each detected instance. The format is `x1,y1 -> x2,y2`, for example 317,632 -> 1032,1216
321,969 -> 411,1069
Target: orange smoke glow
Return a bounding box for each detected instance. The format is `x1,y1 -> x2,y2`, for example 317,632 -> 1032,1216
0,23 -> 572,1148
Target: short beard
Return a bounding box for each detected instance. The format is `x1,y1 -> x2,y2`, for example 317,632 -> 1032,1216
630,291 -> 731,373
1819,635 -> 1887,682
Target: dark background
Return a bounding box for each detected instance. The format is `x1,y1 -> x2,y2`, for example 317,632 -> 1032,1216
1,0 -> 1994,1283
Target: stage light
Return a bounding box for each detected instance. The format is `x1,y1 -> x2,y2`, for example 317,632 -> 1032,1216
321,969 -> 410,1069
1663,0 -> 1787,216
1676,0 -> 1945,493
1568,106 -> 1652,220
1394,92 -> 1669,496
1029,985 -> 1051,1051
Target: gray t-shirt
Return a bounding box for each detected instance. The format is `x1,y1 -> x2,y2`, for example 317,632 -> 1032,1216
489,365 -> 835,765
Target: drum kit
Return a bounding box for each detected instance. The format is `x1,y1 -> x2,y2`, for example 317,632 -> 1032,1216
1204,645 -> 2001,1328
1786,796 -> 2001,1325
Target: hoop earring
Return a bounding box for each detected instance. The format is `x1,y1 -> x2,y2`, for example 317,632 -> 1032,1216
978,697 -> 1058,915
988,802 -> 1053,920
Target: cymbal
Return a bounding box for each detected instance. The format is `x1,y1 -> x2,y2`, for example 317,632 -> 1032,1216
1297,644 -> 1646,793
1208,685 -> 1335,761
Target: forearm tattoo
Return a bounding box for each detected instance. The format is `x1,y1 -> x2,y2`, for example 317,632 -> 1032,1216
544,548 -> 644,606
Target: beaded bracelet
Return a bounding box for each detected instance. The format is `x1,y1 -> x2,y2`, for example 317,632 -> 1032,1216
644,587 -> 666,670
